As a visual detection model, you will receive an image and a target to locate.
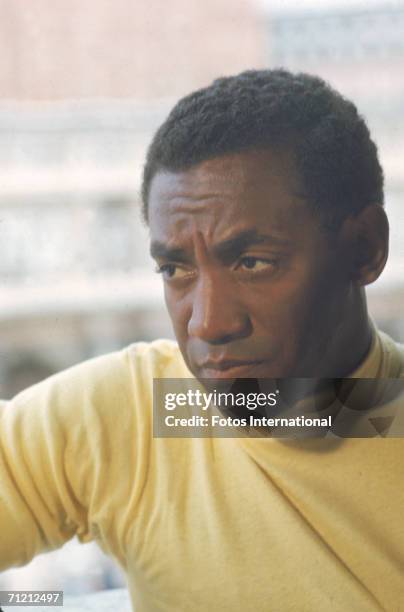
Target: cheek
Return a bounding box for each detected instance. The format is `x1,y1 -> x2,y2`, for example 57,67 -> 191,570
272,262 -> 348,349
246,265 -> 337,351
247,276 -> 313,328
164,288 -> 189,340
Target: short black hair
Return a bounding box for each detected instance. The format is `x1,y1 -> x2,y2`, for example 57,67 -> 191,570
141,69 -> 384,229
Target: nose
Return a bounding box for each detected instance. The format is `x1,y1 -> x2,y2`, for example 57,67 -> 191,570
187,271 -> 251,344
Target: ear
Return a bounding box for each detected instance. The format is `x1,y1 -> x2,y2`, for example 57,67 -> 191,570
338,204 -> 389,286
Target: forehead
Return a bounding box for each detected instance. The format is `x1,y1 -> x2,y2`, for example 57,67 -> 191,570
147,150 -> 313,245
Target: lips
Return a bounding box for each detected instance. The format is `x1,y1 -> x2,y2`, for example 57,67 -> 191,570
198,359 -> 266,379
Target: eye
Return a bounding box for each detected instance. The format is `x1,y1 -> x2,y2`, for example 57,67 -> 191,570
237,256 -> 277,272
155,263 -> 190,280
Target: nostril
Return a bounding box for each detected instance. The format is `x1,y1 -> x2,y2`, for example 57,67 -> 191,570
187,307 -> 252,344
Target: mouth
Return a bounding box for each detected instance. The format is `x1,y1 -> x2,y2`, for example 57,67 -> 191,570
198,359 -> 266,379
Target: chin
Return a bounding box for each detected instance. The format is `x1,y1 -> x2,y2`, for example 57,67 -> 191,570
196,361 -> 294,381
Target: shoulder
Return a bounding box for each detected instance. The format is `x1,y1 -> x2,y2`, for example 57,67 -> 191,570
8,339 -> 189,431
14,339 -> 187,398
124,338 -> 191,379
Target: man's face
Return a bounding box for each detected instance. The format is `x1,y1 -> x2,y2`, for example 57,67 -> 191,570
148,149 -> 350,379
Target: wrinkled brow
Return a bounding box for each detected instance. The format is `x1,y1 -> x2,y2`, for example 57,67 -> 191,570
150,229 -> 291,262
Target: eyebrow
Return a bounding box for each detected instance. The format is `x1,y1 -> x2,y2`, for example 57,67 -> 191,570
150,243 -> 189,261
212,229 -> 290,261
150,229 -> 291,262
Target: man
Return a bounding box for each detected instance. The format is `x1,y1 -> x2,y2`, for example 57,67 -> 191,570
1,70 -> 404,610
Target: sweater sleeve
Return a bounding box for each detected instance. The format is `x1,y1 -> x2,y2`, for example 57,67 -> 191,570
0,348 -> 138,571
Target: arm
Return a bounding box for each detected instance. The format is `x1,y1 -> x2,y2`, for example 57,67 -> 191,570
0,349 -> 136,570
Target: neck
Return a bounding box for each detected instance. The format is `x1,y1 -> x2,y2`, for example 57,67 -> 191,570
328,288 -> 372,377
300,287 -> 373,378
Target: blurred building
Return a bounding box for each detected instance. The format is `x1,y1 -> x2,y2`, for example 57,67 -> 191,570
0,100 -> 174,397
0,0 -> 264,101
